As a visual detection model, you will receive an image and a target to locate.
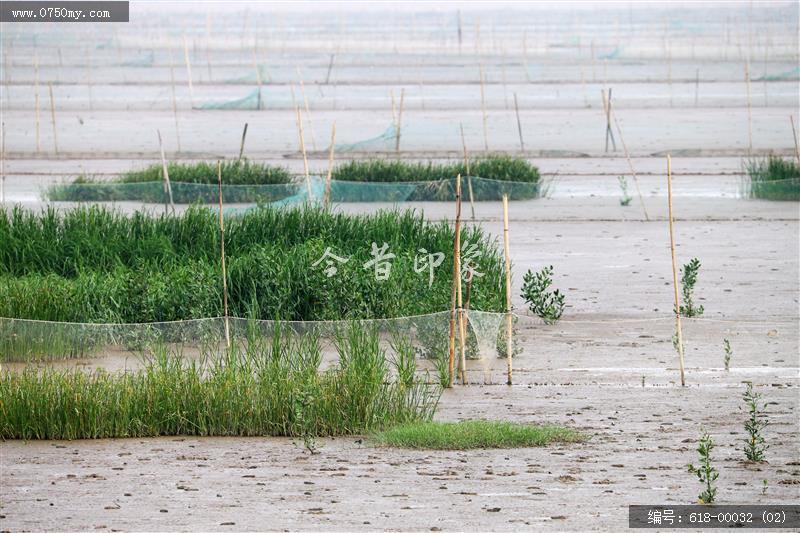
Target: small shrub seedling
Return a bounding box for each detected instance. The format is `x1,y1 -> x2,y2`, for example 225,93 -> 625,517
742,382 -> 769,462
688,430 -> 719,504
521,266 -> 565,323
723,338 -> 732,371
617,176 -> 632,206
678,258 -> 704,317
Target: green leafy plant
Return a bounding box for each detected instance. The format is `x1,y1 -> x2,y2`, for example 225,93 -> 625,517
687,430 -> 719,504
521,266 -> 565,323
742,382 -> 769,462
723,338 -> 732,371
678,258 -> 704,317
618,176 -> 632,206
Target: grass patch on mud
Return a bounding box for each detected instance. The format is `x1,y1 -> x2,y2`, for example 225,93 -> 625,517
371,420 -> 584,450
745,156 -> 800,201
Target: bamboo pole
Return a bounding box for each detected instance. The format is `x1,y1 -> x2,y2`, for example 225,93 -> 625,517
34,55 -> 40,153
390,89 -> 397,127
324,122 -> 336,209
157,129 -> 174,214
479,63 -> 489,151
295,107 -> 312,198
183,35 -> 194,107
790,116 -> 800,164
253,49 -> 263,111
602,88 -> 617,152
694,68 -> 699,107
610,108 -> 649,221
1,122 -> 5,203
456,174 -> 467,384
238,123 -> 248,160
218,161 -> 231,349
513,92 -> 525,152
745,61 -> 752,154
168,54 -> 181,153
459,123 -> 475,220
325,53 -> 335,85
447,174 -> 463,387
667,154 -> 686,387
502,194 -> 513,385
47,83 -> 58,155
395,88 -> 405,153
298,73 -> 316,151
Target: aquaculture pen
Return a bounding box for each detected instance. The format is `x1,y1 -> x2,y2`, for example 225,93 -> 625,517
218,161 -> 230,348
503,193 -> 513,385
667,154 -> 686,387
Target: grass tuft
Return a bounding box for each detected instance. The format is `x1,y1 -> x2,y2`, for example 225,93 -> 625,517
371,420 -> 584,450
745,156 -> 800,201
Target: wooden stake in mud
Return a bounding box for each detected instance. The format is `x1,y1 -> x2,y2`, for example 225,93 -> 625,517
157,129 -> 174,214
455,174 -> 467,384
667,154 -> 686,387
602,88 -> 617,153
790,115 -> 800,164
610,108 -> 649,221
238,123 -> 248,160
183,35 -> 194,107
448,174 -> 464,387
502,193 -> 513,385
297,72 -> 317,151
459,123 -> 475,220
217,161 -> 231,349
295,107 -> 312,198
324,122 -> 336,209
395,88 -> 405,153
47,83 -> 58,155
325,53 -> 336,85
479,63 -> 489,152
34,55 -> 41,153
745,62 -> 753,154
513,92 -> 525,153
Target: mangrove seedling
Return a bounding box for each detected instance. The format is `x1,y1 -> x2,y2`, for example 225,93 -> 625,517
521,265 -> 565,323
618,176 -> 632,206
678,258 -> 704,317
742,382 -> 769,462
688,430 -> 719,504
723,338 -> 732,371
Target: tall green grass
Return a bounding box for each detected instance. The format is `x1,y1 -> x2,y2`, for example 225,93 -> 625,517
0,326 -> 441,440
745,156 -> 800,201
47,160 -> 295,203
0,205 -> 504,322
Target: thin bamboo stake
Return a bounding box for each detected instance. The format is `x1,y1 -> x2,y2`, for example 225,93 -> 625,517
667,154 -> 686,387
459,123 -> 475,220
324,122 -> 336,209
168,50 -> 181,152
157,129 -> 174,214
1,122 -> 5,203
218,161 -> 231,349
183,35 -> 194,107
298,73 -> 317,151
395,88 -> 405,153
390,89 -> 397,126
238,123 -> 248,160
479,63 -> 489,151
610,108 -> 649,221
295,107 -> 312,198
502,194 -> 513,386
325,53 -> 335,84
790,115 -> 800,164
694,68 -> 700,107
447,174 -> 463,387
47,83 -> 58,155
253,49 -> 263,110
745,61 -> 752,154
513,92 -> 525,153
602,88 -> 617,152
456,174 -> 467,384
34,55 -> 40,153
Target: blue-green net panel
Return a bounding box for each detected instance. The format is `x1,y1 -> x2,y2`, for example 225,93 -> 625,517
333,124 -> 399,153
329,176 -> 541,202
224,65 -> 271,84
754,66 -> 800,82
196,88 -> 263,110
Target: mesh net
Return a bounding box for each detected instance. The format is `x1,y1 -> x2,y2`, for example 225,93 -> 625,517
333,124 -> 399,153
45,176 -> 542,204
196,88 -> 264,110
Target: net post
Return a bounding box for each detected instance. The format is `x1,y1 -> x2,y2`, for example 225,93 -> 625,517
667,155 -> 686,387
238,123 -> 248,160
47,83 -> 58,155
460,123 -> 476,220
324,123 -> 336,209
455,174 -> 467,384
502,194 -> 513,386
157,129 -> 174,214
295,107 -> 312,199
218,161 -> 231,349
448,174 -> 463,387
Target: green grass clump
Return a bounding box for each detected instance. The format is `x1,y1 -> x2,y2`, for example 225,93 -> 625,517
0,326 -> 440,440
330,155 -> 541,201
47,160 -> 295,203
0,205 -> 504,323
371,420 -> 584,450
745,156 -> 800,201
